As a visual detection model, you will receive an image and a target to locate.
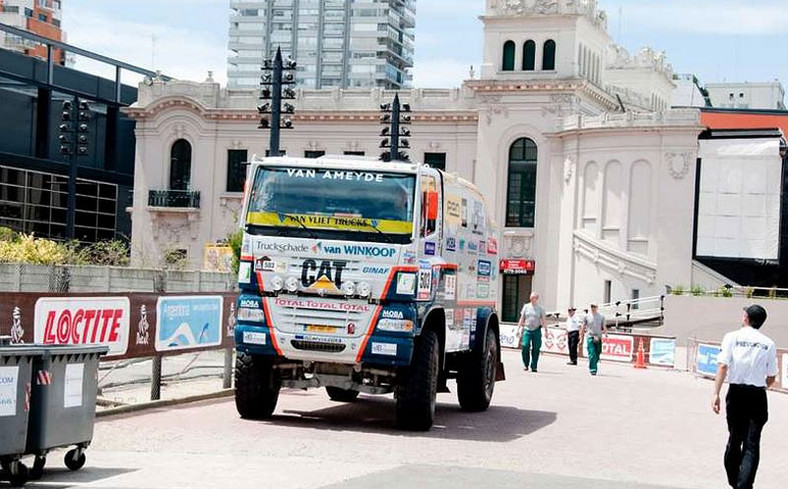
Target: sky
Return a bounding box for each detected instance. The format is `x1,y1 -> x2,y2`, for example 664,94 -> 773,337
62,0 -> 788,91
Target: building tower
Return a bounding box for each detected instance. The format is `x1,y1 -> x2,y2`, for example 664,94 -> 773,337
227,0 -> 415,90
0,0 -> 65,64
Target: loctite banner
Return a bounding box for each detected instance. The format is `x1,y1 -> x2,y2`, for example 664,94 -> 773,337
0,292 -> 237,361
34,296 -> 131,357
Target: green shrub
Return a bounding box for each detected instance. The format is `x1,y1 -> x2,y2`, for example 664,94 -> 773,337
671,285 -> 685,296
718,286 -> 733,298
226,229 -> 243,273
690,285 -> 705,296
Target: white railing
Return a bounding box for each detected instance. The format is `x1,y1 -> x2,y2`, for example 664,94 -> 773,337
596,295 -> 665,328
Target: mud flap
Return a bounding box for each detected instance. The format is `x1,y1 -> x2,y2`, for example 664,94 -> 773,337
496,361 -> 506,381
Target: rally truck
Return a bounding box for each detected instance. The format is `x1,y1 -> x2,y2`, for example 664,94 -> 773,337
233,155 -> 503,430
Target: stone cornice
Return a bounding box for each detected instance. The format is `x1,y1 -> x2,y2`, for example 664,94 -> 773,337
465,78 -> 619,111
123,96 -> 478,124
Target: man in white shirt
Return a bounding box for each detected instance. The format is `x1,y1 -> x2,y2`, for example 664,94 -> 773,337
517,292 -> 546,373
713,304 -> 778,489
565,307 -> 582,366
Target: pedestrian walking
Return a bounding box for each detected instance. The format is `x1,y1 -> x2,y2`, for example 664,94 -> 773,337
580,303 -> 606,375
565,307 -> 581,365
712,305 -> 778,489
518,292 -> 546,372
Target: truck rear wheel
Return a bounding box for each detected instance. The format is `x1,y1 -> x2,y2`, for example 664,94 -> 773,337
396,330 -> 439,431
235,352 -> 280,419
457,326 -> 498,412
326,386 -> 360,403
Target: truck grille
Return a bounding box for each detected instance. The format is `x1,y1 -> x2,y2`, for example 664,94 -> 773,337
291,340 -> 346,353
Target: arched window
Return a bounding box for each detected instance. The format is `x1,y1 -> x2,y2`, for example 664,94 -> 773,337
523,40 -> 536,71
628,160 -> 652,254
169,139 -> 192,191
506,138 -> 538,228
502,40 -> 515,71
542,39 -> 556,71
582,162 -> 600,233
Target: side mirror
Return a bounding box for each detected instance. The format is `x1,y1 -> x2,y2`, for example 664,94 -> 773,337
427,191 -> 439,220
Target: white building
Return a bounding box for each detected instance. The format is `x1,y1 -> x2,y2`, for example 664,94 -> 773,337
227,0 -> 415,90
705,81 -> 786,110
127,0 -> 730,322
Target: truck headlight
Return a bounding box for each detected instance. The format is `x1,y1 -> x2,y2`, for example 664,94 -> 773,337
285,276 -> 300,293
270,275 -> 284,291
377,319 -> 414,332
341,281 -> 356,297
237,307 -> 266,322
358,282 -> 371,298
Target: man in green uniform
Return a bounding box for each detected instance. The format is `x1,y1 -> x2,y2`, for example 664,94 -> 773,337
581,303 -> 607,376
518,292 -> 546,372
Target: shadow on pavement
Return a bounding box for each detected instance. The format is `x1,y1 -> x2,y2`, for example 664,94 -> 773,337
269,396 -> 556,442
0,467 -> 136,488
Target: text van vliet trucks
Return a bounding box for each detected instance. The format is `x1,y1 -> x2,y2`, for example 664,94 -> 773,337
233,155 -> 504,430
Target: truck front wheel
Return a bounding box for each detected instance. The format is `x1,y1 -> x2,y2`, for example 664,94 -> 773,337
235,352 -> 280,419
457,326 -> 498,412
396,330 -> 439,431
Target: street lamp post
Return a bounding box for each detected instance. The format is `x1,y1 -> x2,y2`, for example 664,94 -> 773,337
379,93 -> 411,162
258,47 -> 296,156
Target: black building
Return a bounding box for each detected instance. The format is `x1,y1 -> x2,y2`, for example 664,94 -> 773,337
0,24 -> 156,242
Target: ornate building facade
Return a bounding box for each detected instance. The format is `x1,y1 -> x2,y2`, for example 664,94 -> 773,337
126,0 -> 726,321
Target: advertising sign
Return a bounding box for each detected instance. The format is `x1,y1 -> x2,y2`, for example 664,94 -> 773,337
649,338 -> 676,367
598,334 -> 634,362
696,343 -> 721,376
203,244 -> 235,272
499,324 -> 521,349
0,366 -> 19,417
499,259 -> 535,275
541,327 -> 569,355
155,296 -> 224,352
34,297 -> 130,357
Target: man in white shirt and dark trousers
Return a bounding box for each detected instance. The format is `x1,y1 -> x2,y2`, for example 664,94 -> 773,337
565,307 -> 581,365
713,304 -> 778,489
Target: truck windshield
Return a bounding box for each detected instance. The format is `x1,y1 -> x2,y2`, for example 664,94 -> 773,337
245,166 -> 416,244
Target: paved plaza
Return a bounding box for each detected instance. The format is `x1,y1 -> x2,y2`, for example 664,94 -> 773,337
8,350 -> 788,488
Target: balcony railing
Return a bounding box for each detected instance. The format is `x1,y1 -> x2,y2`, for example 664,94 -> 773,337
147,190 -> 200,209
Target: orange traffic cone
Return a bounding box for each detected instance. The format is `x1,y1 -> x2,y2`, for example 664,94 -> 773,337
634,339 -> 647,369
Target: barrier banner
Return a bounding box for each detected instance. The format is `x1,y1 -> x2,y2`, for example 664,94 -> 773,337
649,338 -> 676,367
0,292 -> 237,361
780,352 -> 787,391
696,343 -> 721,377
499,324 -> 521,349
542,327 -> 569,355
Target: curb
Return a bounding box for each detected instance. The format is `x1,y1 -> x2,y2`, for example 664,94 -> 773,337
96,389 -> 234,418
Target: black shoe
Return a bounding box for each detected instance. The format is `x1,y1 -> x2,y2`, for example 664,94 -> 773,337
590,371 -> 597,376
523,367 -> 529,372
566,361 -> 577,365
531,369 -> 538,373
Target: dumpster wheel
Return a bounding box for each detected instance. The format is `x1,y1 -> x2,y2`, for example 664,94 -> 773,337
30,456 -> 46,480
65,449 -> 86,471
7,460 -> 29,486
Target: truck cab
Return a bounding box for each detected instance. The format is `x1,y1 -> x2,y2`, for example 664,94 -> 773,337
234,155 -> 502,430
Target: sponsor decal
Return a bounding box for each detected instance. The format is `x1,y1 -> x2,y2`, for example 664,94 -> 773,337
243,331 -> 267,345
241,234 -> 251,256
381,309 -> 405,320
649,338 -> 676,367
254,241 -> 311,254
446,236 -> 457,252
0,366 -> 19,417
294,334 -> 344,344
477,283 -> 490,298
371,342 -> 397,356
284,168 -> 386,182
10,306 -> 24,344
255,256 -> 276,272
301,259 -> 347,289
425,242 -> 436,256
467,241 -> 478,253
697,344 -> 721,376
459,239 -> 466,251
238,262 -> 252,284
445,196 -> 462,225
274,298 -> 372,313
35,297 -> 130,357
396,273 -> 416,295
463,309 -> 472,329
461,198 -> 468,227
135,305 -> 150,346
417,269 -> 432,300
156,296 -> 223,353
445,309 -> 455,329
249,213 -> 412,235
472,201 -> 485,235
444,275 -> 457,301
239,298 -> 260,309
362,266 -> 390,275
318,243 -> 397,257
500,259 -> 535,275
64,363 -> 84,409
478,260 -> 492,277
487,238 -> 498,255
403,251 -> 416,264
